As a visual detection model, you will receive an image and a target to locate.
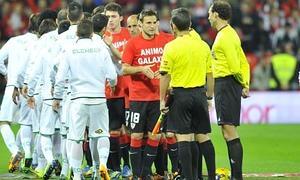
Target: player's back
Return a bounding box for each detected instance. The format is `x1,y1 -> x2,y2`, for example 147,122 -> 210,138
65,38 -> 117,98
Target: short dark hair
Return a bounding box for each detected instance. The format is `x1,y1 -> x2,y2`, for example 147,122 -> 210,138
58,20 -> 71,34
57,9 -> 68,24
68,1 -> 83,22
92,5 -> 104,16
92,14 -> 108,33
38,19 -> 57,36
83,12 -> 92,20
211,0 -> 232,20
171,8 -> 191,31
104,2 -> 122,16
38,9 -> 57,26
28,14 -> 40,33
138,9 -> 159,22
77,19 -> 93,38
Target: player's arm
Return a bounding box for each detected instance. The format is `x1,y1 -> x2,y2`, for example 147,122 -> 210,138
103,49 -> 118,87
0,40 -> 10,76
27,52 -> 44,97
205,45 -> 214,99
122,63 -> 155,79
53,51 -> 70,110
159,43 -> 173,112
121,39 -> 155,79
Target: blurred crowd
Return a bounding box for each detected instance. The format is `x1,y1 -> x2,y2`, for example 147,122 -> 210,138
0,0 -> 300,91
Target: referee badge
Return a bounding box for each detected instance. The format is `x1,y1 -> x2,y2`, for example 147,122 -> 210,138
95,129 -> 103,134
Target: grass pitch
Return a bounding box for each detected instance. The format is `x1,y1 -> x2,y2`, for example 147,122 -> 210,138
0,124 -> 299,179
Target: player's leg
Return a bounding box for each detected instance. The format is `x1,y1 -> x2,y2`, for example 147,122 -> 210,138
107,98 -> 125,174
89,102 -> 111,180
39,103 -> 60,179
141,101 -> 161,178
193,87 -> 216,180
67,101 -> 88,180
0,86 -> 23,172
215,77 -> 243,180
129,101 -> 147,178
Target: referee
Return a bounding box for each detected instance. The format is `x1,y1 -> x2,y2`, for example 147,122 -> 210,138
160,8 -> 216,180
208,1 -> 250,180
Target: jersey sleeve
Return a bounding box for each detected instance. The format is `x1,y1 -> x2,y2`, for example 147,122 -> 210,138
160,43 -> 173,74
0,39 -> 11,75
122,39 -> 135,65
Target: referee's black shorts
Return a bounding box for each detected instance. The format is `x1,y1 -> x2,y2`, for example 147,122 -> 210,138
168,87 -> 211,134
214,75 -> 243,126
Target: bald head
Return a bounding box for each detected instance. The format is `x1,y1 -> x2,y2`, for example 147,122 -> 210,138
127,14 -> 140,37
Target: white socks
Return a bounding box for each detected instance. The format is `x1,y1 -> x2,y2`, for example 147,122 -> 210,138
52,130 -> 61,160
60,136 -> 69,176
40,135 -> 54,164
0,124 -> 18,156
20,125 -> 32,159
97,137 -> 110,167
70,141 -> 83,179
89,137 -> 100,175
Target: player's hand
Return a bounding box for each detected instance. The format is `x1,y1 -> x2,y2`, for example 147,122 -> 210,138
52,100 -> 60,112
242,87 -> 250,98
21,85 -> 28,98
103,34 -> 113,47
160,100 -> 169,114
110,86 -> 116,96
27,96 -> 36,109
141,64 -> 155,79
12,87 -> 20,105
154,71 -> 161,79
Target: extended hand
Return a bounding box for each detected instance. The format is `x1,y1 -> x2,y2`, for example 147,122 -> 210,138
12,87 -> 20,105
27,96 -> 36,109
141,64 -> 155,79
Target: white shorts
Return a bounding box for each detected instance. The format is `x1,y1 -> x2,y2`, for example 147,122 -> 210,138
18,96 -> 34,126
68,100 -> 109,141
39,103 -> 61,135
32,94 -> 43,133
0,86 -> 20,123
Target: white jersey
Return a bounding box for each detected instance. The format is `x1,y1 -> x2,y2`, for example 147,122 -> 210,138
53,38 -> 117,101
0,32 -> 37,86
27,30 -> 60,101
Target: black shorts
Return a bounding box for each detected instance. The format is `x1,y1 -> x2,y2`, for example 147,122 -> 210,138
168,87 -> 211,134
129,101 -> 160,133
214,76 -> 242,126
107,98 -> 125,131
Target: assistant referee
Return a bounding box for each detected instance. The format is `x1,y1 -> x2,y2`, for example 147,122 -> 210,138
160,7 -> 216,180
208,1 -> 250,180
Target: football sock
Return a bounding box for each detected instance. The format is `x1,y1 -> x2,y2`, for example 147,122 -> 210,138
52,130 -> 61,160
130,138 -> 142,177
178,141 -> 193,179
227,138 -> 243,180
40,135 -> 54,164
20,125 -> 32,159
0,124 -> 18,156
191,141 -> 199,179
141,138 -> 159,177
108,136 -> 121,171
61,135 -> 69,176
70,141 -> 83,179
167,136 -> 178,173
199,140 -> 216,179
98,137 -> 110,167
120,134 -> 130,167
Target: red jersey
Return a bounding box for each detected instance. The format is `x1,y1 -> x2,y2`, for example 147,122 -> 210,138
104,27 -> 131,99
122,33 -> 174,101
